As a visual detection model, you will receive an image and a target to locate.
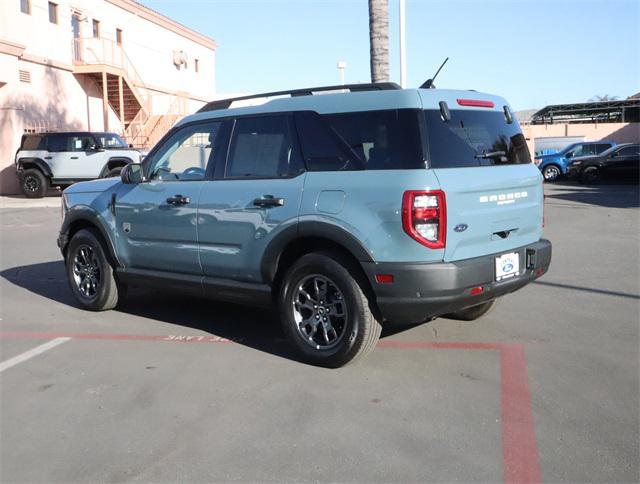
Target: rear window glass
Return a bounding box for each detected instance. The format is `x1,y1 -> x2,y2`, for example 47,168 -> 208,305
46,134 -> 69,152
323,110 -> 424,170
22,135 -> 45,150
424,110 -> 531,168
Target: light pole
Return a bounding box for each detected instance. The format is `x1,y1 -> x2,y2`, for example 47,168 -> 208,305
399,0 -> 407,88
337,60 -> 347,85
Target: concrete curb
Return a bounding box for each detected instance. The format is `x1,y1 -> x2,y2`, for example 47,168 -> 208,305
0,195 -> 61,209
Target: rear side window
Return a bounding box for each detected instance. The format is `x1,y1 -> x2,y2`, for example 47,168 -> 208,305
46,134 -> 69,152
595,144 -> 613,154
21,135 -> 44,150
322,109 -> 424,170
424,110 -> 531,167
226,116 -> 302,179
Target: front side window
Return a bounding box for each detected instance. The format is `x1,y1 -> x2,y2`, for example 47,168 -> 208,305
68,134 -> 95,152
618,146 -> 640,157
146,121 -> 221,181
595,144 -> 612,154
226,116 -> 301,178
97,133 -> 127,148
48,2 -> 57,24
424,109 -> 531,167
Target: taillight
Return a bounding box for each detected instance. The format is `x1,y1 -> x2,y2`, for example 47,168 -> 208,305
402,190 -> 446,249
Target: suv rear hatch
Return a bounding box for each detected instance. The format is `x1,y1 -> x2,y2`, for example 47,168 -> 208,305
422,97 -> 543,262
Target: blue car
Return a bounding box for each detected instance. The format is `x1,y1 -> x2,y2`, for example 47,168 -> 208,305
534,141 -> 616,181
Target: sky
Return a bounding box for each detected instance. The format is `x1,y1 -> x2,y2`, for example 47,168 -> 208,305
143,0 -> 640,111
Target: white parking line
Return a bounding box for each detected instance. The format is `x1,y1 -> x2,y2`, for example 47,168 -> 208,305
0,337 -> 71,373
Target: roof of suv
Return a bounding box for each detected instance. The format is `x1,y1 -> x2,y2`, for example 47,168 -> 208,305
179,88 -> 510,128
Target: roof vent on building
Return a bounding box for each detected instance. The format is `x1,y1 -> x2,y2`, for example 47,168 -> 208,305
19,70 -> 32,83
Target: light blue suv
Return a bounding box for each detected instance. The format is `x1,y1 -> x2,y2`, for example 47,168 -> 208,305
58,83 -> 552,367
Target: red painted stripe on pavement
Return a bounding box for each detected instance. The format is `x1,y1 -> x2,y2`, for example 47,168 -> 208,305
377,340 -> 501,350
501,344 -> 541,484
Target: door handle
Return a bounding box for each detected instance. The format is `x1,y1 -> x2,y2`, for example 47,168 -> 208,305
44,156 -> 52,160
253,196 -> 285,208
166,194 -> 191,206
70,156 -> 79,159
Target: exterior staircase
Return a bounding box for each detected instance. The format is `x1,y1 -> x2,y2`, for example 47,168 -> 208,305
72,38 -> 186,148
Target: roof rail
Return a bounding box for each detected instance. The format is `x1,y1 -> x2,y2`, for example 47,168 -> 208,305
198,82 -> 402,113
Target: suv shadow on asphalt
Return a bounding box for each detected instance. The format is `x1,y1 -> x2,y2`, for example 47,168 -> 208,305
546,179 -> 639,209
1,260 -> 419,365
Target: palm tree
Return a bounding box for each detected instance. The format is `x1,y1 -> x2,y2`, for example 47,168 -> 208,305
368,0 -> 389,83
589,94 -> 619,102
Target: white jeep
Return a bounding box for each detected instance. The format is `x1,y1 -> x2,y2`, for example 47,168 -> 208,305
15,131 -> 142,198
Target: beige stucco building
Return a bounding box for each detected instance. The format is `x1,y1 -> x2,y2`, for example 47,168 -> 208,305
0,0 -> 217,194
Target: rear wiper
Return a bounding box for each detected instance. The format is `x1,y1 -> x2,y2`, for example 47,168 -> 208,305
475,150 -> 506,159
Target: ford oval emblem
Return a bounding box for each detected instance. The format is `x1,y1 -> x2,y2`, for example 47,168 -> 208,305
454,223 -> 468,233
502,262 -> 514,272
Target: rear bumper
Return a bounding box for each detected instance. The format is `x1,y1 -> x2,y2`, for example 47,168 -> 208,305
362,239 -> 552,324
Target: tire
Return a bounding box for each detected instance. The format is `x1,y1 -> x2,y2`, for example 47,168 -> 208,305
542,165 -> 561,182
580,166 -> 601,184
445,299 -> 498,321
65,228 -> 122,311
21,169 -> 48,198
278,252 -> 382,368
106,167 -> 123,178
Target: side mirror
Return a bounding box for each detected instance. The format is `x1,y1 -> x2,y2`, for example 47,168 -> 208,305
89,144 -> 104,152
121,162 -> 145,184
129,143 -> 134,148
565,152 -> 573,159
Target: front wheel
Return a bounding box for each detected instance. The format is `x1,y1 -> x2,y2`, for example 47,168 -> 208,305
66,229 -> 122,311
542,165 -> 561,182
279,252 -> 382,368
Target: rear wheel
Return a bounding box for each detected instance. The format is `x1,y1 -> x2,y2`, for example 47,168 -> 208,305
580,166 -> 601,184
66,229 -> 122,311
445,299 -> 497,321
542,165 -> 561,182
21,169 -> 48,198
106,166 -> 123,178
279,252 -> 382,368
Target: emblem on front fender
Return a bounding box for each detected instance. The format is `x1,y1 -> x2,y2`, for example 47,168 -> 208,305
454,223 -> 468,232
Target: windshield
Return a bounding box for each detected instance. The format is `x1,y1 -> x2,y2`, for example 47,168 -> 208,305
97,133 -> 128,149
424,110 -> 531,168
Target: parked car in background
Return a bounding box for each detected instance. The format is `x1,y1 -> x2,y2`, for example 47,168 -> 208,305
57,83 -> 551,367
534,141 -> 616,181
15,132 -> 141,198
567,143 -> 640,183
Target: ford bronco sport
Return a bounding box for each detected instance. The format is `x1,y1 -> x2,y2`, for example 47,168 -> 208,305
15,131 -> 141,198
57,83 -> 552,367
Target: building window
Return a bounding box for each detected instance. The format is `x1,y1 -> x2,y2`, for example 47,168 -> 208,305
20,0 -> 30,14
48,2 -> 58,24
116,28 -> 123,45
92,19 -> 100,38
194,59 -> 199,73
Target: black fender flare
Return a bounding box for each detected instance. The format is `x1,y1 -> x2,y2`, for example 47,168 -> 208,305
260,220 -> 374,283
100,157 -> 134,177
17,157 -> 53,178
59,205 -> 121,267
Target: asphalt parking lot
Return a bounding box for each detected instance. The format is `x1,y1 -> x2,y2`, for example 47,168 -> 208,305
1,181 -> 638,483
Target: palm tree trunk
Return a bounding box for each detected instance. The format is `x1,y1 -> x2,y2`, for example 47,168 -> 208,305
368,0 -> 389,83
